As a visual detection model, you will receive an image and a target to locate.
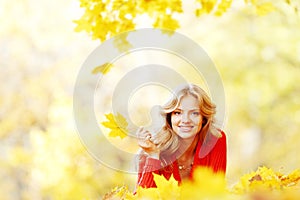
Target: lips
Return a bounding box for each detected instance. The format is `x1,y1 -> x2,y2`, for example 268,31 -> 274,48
179,126 -> 194,132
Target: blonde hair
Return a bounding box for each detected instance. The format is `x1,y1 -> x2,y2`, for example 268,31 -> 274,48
154,83 -> 221,162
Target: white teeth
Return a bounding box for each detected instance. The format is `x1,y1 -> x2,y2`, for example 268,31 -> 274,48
179,126 -> 194,131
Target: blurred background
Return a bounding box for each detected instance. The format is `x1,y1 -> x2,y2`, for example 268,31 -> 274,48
1,0 -> 300,199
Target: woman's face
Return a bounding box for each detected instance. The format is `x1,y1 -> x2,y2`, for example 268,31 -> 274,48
171,95 -> 203,139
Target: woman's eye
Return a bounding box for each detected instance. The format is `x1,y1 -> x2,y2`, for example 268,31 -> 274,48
192,112 -> 200,116
173,111 -> 181,115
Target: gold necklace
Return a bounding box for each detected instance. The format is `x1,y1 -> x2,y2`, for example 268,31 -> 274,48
178,162 -> 193,170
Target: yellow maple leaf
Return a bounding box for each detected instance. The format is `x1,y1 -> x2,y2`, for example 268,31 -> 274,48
153,174 -> 180,199
92,62 -> 114,75
135,173 -> 179,199
101,113 -> 128,139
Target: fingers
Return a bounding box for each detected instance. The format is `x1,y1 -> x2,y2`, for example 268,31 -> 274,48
150,136 -> 160,145
136,127 -> 158,152
136,127 -> 144,138
145,135 -> 152,141
136,127 -> 152,141
136,127 -> 161,157
137,127 -> 162,146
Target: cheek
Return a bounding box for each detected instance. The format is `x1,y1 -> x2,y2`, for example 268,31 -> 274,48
192,116 -> 202,125
171,115 -> 179,126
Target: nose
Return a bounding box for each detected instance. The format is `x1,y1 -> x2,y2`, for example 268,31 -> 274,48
181,113 -> 190,123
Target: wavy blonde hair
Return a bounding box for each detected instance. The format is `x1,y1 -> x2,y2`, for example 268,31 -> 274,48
154,83 -> 221,162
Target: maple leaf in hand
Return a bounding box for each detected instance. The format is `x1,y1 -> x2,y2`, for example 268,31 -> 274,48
101,113 -> 128,139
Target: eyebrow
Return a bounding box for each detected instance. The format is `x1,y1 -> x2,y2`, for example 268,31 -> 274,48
174,108 -> 200,111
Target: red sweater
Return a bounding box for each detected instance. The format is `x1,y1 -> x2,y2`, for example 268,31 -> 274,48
137,131 -> 227,188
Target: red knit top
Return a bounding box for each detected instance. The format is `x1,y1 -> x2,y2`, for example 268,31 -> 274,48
137,131 -> 227,188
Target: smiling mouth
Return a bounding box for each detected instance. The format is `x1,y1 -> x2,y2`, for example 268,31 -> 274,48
178,126 -> 194,131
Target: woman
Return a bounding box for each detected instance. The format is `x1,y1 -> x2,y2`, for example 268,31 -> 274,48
136,84 -> 227,188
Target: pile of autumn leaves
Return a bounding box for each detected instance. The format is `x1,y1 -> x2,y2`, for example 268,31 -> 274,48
103,166 -> 300,200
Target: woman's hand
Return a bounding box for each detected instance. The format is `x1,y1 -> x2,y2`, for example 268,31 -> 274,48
136,127 -> 160,159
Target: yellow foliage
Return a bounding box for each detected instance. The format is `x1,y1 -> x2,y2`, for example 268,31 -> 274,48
195,0 -> 218,16
101,113 -> 128,139
103,166 -> 300,199
153,14 -> 180,35
134,187 -> 161,200
180,167 -> 228,199
132,174 -> 180,199
281,169 -> 300,187
113,32 -> 133,53
244,0 -> 257,4
74,0 -> 184,42
255,2 -> 276,16
243,0 -> 276,16
153,174 -> 180,199
102,186 -> 135,200
214,0 -> 233,16
75,0 -> 269,42
92,62 -> 114,75
233,166 -> 300,194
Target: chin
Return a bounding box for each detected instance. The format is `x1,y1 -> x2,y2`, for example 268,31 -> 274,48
178,133 -> 197,139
